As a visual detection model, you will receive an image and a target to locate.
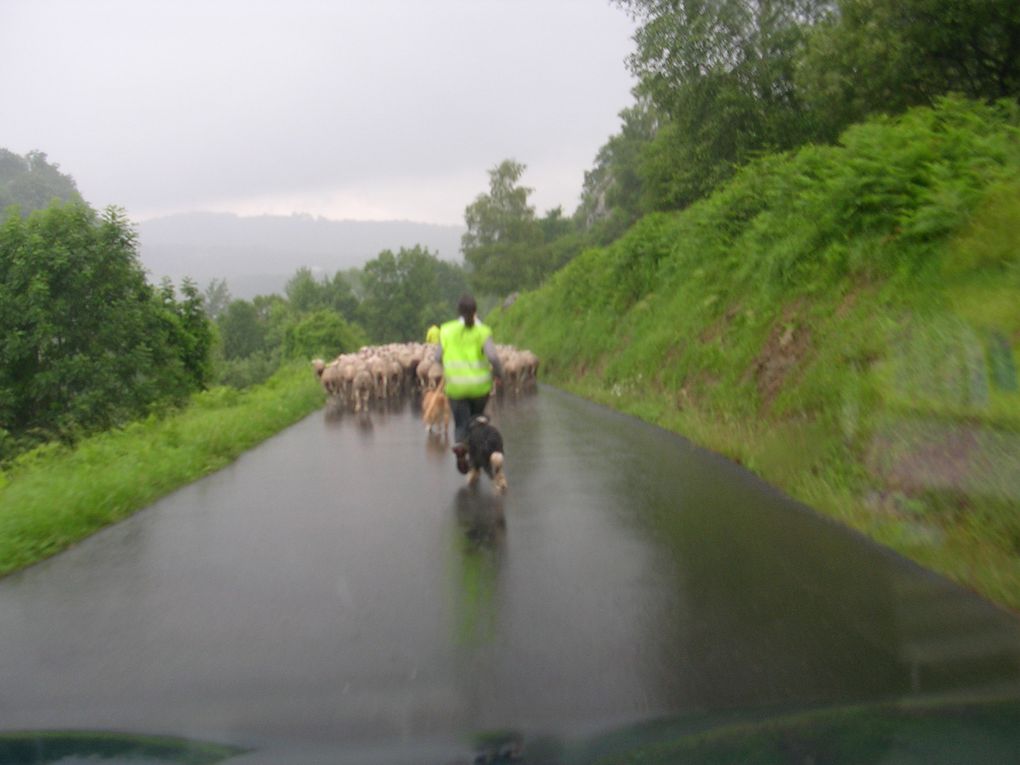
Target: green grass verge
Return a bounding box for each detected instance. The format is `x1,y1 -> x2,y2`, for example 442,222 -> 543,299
0,361 -> 325,578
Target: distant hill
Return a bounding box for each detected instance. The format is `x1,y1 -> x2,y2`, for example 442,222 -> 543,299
136,212 -> 466,298
0,149 -> 83,215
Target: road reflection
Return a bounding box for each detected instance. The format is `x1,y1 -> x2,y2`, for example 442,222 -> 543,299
450,487 -> 506,650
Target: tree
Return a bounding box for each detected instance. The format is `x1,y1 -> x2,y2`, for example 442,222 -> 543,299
0,203 -> 210,445
539,206 -> 573,243
284,266 -> 359,321
0,149 -> 83,217
253,293 -> 291,357
211,291 -> 291,388
461,160 -> 543,295
217,299 -> 266,360
432,259 -> 471,322
282,310 -> 366,359
0,150 -> 23,179
357,245 -> 462,342
285,267 -> 326,314
326,270 -> 359,321
614,0 -> 832,208
148,278 -> 214,396
173,278 -> 215,389
357,250 -> 400,342
202,278 -> 232,320
797,0 -> 1020,140
0,151 -> 22,212
577,101 -> 659,233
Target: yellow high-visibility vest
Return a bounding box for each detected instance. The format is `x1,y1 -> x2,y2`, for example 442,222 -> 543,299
425,324 -> 440,344
440,319 -> 493,399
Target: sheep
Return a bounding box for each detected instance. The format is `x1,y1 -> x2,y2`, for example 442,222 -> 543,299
398,349 -> 420,391
334,358 -> 357,401
311,340 -> 539,416
386,358 -> 404,398
426,361 -> 444,391
321,360 -> 345,396
416,357 -> 434,391
368,356 -> 388,399
501,352 -> 523,395
520,350 -> 540,388
351,364 -> 374,413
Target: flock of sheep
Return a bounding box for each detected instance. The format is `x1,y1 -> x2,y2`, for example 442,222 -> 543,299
312,342 -> 540,413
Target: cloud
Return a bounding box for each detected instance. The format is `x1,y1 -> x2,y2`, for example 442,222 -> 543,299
3,0 -> 636,223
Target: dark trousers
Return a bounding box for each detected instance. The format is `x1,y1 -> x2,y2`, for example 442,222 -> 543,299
450,395 -> 489,445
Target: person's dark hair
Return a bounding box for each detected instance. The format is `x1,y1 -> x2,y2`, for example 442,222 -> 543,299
457,294 -> 477,328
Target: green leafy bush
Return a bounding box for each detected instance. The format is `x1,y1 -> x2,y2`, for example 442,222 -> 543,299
282,309 -> 367,360
0,203 -> 213,459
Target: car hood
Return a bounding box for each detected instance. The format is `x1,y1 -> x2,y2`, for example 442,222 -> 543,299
5,695 -> 1020,764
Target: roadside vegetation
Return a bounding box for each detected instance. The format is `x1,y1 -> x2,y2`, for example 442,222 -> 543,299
0,362 -> 323,577
0,200 -> 215,460
491,97 -> 1020,610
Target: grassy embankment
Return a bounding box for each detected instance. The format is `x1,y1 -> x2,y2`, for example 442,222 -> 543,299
490,98 -> 1020,611
0,361 -> 325,577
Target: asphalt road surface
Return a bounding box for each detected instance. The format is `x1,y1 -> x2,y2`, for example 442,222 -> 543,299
1,386 -> 1019,751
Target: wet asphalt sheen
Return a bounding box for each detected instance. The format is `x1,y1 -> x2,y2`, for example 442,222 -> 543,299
1,386 -> 1019,747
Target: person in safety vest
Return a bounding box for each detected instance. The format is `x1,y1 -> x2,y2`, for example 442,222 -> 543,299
438,294 -> 504,474
425,323 -> 441,345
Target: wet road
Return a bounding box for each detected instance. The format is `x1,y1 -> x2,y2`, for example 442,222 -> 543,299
1,386 -> 1019,748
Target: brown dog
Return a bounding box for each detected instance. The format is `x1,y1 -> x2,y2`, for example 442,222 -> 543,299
422,384 -> 451,437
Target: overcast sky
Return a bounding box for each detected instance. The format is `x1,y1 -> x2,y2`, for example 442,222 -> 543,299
3,0 -> 637,225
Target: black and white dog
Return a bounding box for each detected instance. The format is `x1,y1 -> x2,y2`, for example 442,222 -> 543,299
465,415 -> 507,493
